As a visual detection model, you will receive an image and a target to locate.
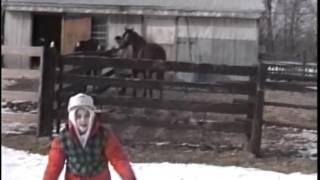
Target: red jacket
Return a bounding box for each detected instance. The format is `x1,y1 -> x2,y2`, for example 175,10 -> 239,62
43,120 -> 136,180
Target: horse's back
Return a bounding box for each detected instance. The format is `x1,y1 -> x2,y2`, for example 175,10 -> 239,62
74,39 -> 100,52
138,43 -> 166,60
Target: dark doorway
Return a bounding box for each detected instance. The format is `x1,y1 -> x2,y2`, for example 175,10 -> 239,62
31,13 -> 62,69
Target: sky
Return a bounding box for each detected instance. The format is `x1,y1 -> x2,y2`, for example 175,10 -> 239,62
1,146 -> 317,180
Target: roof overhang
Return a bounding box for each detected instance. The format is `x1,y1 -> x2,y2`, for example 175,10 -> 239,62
3,2 -> 263,19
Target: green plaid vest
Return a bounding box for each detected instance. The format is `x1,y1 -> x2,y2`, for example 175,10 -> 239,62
60,126 -> 108,176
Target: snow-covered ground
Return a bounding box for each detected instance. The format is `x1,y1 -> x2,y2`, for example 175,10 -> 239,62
1,146 -> 316,180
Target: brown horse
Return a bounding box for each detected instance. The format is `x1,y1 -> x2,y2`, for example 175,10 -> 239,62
118,28 -> 166,99
73,39 -> 119,92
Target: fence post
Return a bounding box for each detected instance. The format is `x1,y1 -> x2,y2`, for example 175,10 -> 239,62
244,74 -> 256,145
247,63 -> 266,157
55,53 -> 64,134
37,47 -> 58,137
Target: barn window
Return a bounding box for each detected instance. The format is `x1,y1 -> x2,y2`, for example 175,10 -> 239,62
91,16 -> 108,49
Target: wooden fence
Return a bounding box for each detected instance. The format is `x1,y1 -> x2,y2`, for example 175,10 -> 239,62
1,46 -> 43,135
44,53 -> 267,156
261,61 -> 317,130
234,61 -> 317,130
30,49 -> 317,157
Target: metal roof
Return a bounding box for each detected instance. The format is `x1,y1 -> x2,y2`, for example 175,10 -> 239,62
3,0 -> 265,18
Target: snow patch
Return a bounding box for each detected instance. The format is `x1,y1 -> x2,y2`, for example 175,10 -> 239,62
1,146 -> 317,180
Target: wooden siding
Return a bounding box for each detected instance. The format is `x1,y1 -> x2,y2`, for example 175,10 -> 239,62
61,16 -> 91,55
176,17 -> 258,81
3,11 -> 32,68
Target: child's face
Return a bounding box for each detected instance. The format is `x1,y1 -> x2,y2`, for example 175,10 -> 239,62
75,107 -> 91,134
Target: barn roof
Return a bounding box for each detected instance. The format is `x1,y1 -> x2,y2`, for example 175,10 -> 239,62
3,0 -> 265,18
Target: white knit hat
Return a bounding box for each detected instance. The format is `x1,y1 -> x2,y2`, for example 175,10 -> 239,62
68,93 -> 95,112
67,93 -> 96,148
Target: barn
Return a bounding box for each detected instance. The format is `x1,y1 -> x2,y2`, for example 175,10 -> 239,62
2,0 -> 265,81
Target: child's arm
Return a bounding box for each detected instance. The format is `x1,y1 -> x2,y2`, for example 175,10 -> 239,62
104,130 -> 136,180
43,138 -> 66,180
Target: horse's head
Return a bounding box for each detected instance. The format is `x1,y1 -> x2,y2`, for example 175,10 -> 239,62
119,28 -> 145,50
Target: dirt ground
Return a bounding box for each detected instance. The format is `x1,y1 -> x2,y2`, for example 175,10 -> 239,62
1,77 -> 317,174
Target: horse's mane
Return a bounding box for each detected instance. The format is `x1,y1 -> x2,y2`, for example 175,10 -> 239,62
127,29 -> 146,47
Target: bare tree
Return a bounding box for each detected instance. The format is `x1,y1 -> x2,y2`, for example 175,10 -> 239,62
260,0 -> 317,62
265,0 -> 274,53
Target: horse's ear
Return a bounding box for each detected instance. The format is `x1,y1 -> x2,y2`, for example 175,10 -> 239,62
125,27 -> 134,31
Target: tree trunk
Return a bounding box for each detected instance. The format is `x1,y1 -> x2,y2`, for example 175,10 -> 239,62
266,0 -> 274,54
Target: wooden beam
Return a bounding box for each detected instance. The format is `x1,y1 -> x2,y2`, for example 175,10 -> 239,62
59,74 -> 255,95
267,74 -> 317,82
264,119 -> 317,130
247,64 -> 265,157
58,93 -> 250,114
37,47 -> 57,137
264,101 -> 317,110
61,56 -> 257,76
2,69 -> 40,79
99,114 -> 251,133
2,113 -> 38,123
1,46 -> 44,57
265,81 -> 317,92
2,90 -> 38,102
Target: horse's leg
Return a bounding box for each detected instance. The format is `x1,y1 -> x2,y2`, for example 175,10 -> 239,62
132,69 -> 138,97
83,69 -> 92,92
118,72 -> 127,96
143,70 -> 148,98
149,71 -> 154,98
157,71 -> 164,100
121,72 -> 127,95
93,68 -> 99,91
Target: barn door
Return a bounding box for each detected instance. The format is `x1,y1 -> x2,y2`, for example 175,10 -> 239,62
61,16 -> 91,55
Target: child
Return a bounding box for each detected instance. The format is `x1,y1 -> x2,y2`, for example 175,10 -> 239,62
43,93 -> 136,180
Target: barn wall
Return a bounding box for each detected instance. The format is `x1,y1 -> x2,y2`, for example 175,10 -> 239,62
90,14 -> 259,82
176,17 -> 258,82
177,17 -> 258,65
4,11 -> 32,68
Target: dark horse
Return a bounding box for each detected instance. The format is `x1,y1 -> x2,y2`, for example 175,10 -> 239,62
73,39 -> 119,92
118,28 -> 167,99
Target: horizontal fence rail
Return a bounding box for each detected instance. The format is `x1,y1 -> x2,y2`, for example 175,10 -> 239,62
61,56 -> 257,76
264,81 -> 317,92
57,94 -> 250,114
2,46 -> 44,58
58,74 -> 256,95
